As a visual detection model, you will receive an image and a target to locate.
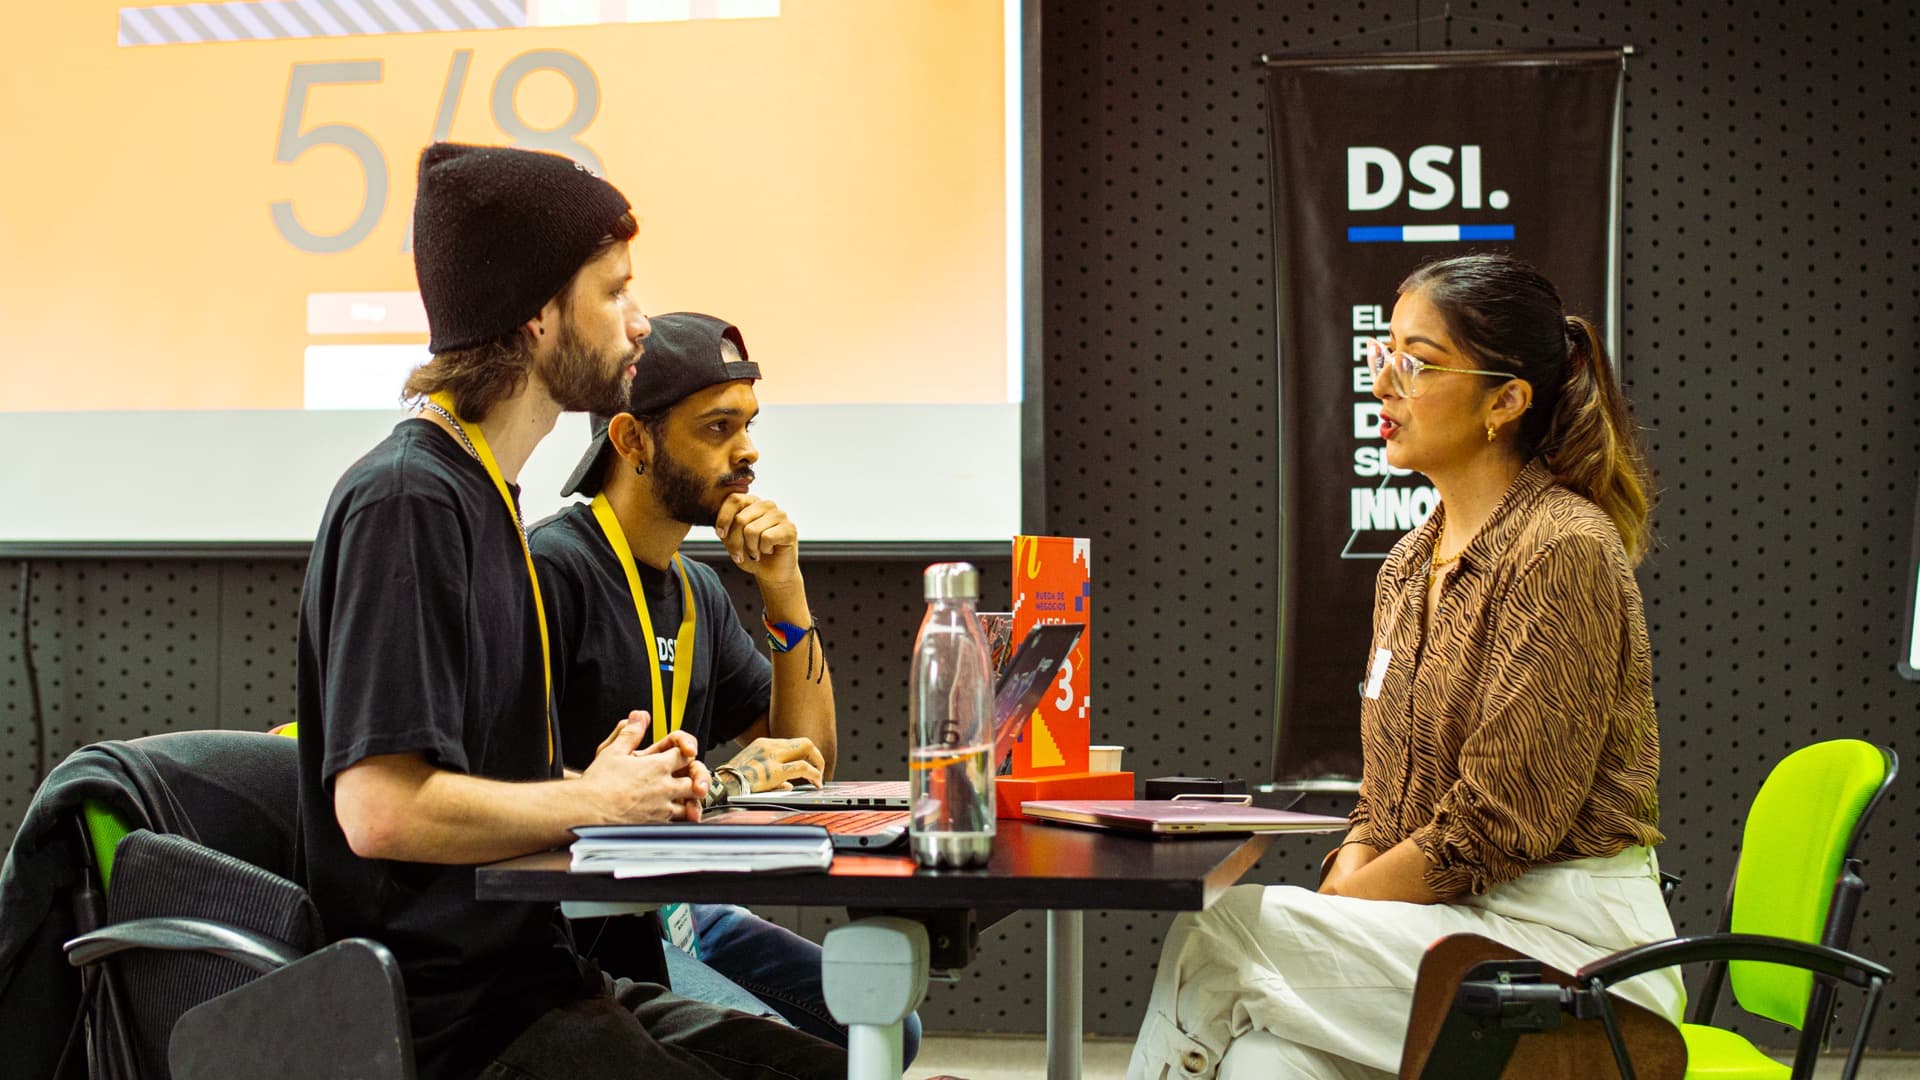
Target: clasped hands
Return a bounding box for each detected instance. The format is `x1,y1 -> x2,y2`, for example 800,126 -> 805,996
576,713 -> 825,823
1317,837 -> 1445,904
1318,840 -> 1380,897
578,714 -> 712,822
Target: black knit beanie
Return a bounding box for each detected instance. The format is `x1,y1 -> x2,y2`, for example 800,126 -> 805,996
412,143 -> 633,354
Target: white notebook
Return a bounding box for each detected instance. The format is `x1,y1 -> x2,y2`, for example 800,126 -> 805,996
568,824 -> 834,878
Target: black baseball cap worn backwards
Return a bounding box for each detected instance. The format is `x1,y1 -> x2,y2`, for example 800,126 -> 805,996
559,313 -> 762,498
412,142 -> 633,354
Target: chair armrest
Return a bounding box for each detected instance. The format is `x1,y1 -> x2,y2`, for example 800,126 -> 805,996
1577,933 -> 1892,991
64,917 -> 303,975
1657,871 -> 1681,907
169,939 -> 413,1080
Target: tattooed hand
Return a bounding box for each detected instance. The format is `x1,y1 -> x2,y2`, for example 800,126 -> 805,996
722,736 -> 826,793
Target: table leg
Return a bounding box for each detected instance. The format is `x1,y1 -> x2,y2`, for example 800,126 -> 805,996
823,916 -> 929,1080
1047,909 -> 1083,1080
843,1021 -> 903,1080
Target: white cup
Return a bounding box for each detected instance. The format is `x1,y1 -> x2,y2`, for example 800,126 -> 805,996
1089,744 -> 1124,772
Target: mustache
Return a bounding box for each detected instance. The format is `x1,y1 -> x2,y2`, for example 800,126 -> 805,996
718,469 -> 756,486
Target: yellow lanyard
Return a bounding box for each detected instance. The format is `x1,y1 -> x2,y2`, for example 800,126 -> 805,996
590,493 -> 697,744
427,392 -> 554,765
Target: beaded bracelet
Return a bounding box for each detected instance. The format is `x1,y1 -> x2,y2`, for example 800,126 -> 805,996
762,614 -> 812,653
763,614 -> 827,683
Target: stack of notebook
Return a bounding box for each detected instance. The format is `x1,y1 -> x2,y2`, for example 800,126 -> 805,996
569,824 -> 834,878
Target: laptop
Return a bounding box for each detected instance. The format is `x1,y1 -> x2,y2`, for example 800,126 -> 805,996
713,808 -> 911,850
728,622 -> 1086,810
1019,799 -> 1350,836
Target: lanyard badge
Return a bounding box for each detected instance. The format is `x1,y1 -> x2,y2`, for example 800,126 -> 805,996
591,494 -> 698,744
428,393 -> 555,765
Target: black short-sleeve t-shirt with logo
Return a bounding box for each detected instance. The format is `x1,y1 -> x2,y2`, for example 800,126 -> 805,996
296,420 -> 599,1080
528,502 -> 772,771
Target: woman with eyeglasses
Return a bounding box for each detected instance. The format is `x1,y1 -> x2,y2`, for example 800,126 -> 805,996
1128,254 -> 1682,1080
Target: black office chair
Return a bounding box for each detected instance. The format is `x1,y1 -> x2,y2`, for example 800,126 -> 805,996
65,826 -> 412,1080
0,729 -> 412,1080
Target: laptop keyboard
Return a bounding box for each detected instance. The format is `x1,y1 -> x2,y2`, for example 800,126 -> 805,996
779,810 -> 908,835
826,781 -> 910,798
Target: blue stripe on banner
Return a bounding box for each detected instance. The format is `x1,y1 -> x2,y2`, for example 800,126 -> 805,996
1347,224 -> 1515,243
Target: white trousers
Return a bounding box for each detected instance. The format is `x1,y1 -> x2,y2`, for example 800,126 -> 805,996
1127,846 -> 1686,1080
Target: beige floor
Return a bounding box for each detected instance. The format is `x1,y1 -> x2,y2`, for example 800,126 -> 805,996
910,1034 -> 1920,1079
911,1035 -> 1131,1080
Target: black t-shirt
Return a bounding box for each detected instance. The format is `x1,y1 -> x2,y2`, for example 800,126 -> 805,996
528,502 -> 772,771
296,420 -> 598,1080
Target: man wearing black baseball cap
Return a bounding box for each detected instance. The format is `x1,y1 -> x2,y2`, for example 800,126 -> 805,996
530,313 -> 921,1060
297,147 -> 844,1080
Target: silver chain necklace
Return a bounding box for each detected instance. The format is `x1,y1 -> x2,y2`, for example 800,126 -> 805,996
418,400 -> 527,534
419,400 -> 481,461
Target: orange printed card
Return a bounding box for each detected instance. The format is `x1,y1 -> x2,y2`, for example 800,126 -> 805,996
1009,536 -> 1091,777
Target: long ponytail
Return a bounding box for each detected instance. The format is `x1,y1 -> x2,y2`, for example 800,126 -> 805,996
1547,315 -> 1652,564
1400,255 -> 1656,564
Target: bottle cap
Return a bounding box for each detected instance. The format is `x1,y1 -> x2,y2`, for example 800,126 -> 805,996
923,562 -> 980,601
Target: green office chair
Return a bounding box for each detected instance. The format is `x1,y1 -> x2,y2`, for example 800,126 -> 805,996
57,734 -> 413,1080
1410,739 -> 1897,1080
1595,739 -> 1897,1079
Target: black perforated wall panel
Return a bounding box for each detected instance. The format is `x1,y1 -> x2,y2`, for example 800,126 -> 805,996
4,0 -> 1917,1052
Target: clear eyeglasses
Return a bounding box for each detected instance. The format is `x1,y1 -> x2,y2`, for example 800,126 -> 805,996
1364,338 -> 1512,398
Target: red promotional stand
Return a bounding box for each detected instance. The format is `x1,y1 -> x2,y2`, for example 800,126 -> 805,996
994,536 -> 1134,818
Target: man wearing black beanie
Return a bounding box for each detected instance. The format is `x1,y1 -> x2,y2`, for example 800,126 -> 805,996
295,143 -> 846,1080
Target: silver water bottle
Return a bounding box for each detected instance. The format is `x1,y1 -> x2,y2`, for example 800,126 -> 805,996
908,563 -> 996,867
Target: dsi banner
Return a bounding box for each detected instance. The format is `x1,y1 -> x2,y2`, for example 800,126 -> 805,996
1262,50 -> 1626,781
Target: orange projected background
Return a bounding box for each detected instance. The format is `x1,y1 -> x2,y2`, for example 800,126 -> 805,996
1,1 -> 1008,412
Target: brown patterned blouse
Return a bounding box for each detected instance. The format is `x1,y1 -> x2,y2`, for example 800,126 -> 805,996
1350,459 -> 1663,899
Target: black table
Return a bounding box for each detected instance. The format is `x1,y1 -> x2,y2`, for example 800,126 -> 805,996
478,820 -> 1281,1080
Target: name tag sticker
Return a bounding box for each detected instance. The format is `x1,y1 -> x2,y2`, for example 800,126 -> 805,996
1364,648 -> 1392,700
662,901 -> 699,958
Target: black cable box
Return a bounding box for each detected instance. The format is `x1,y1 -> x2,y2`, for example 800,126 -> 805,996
1143,776 -> 1247,800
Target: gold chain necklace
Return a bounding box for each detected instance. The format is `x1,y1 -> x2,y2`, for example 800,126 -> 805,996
1429,529 -> 1461,587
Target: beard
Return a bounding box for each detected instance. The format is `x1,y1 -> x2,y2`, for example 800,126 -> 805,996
649,441 -> 726,527
650,442 -> 756,528
538,319 -> 634,415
